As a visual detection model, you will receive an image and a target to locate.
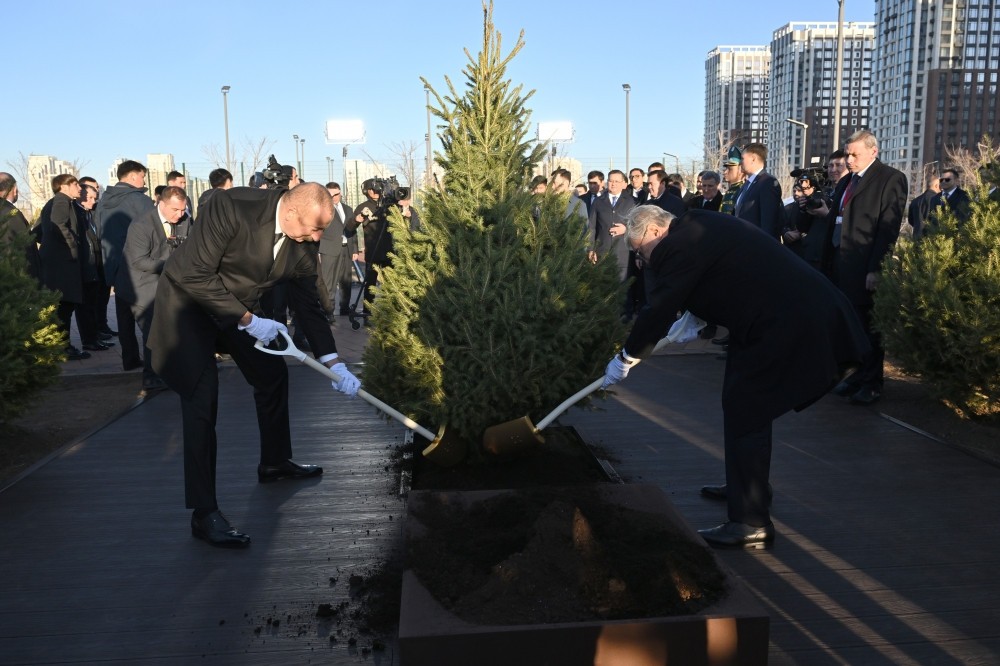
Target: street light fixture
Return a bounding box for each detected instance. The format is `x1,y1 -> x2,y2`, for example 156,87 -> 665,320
293,134 -> 300,174
300,138 -> 305,179
786,118 -> 809,168
622,84 -> 631,171
663,152 -> 680,174
832,0 -> 846,150
221,86 -> 231,173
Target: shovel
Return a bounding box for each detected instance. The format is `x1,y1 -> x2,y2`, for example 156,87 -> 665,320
481,327 -> 693,456
255,330 -> 466,466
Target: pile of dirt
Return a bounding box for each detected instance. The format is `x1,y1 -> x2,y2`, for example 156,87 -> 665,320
407,486 -> 729,626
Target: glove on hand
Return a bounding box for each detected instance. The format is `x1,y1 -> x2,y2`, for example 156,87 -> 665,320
602,351 -> 640,389
238,315 -> 288,345
330,363 -> 361,397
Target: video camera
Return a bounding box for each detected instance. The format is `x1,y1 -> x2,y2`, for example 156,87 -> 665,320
365,175 -> 410,205
254,155 -> 296,188
790,166 -> 830,210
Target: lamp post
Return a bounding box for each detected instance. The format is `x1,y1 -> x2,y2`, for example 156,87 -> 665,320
221,86 -> 231,173
622,84 -> 631,171
425,86 -> 433,189
300,138 -> 305,179
293,134 -> 299,174
326,156 -> 333,183
786,118 -> 809,168
832,0 -> 846,150
663,152 -> 679,174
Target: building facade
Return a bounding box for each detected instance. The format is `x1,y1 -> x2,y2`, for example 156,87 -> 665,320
871,0 -> 1000,186
26,154 -> 77,215
704,46 -> 772,167
769,21 -> 876,182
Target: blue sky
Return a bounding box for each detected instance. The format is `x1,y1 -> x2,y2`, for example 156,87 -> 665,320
2,0 -> 875,184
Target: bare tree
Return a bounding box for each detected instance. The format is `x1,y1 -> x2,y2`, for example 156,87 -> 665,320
943,136 -> 1000,193
201,142 -> 228,169
241,135 -> 276,175
703,131 -> 740,190
386,140 -> 419,188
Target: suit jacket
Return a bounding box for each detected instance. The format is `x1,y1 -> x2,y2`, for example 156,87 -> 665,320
587,191 -> 636,279
827,160 -> 907,307
624,209 -> 869,432
686,192 -> 723,212
928,187 -> 972,226
734,171 -> 783,240
1,198 -> 41,280
37,192 -> 83,304
626,185 -> 648,205
148,187 -> 336,399
96,182 -> 154,287
907,188 -> 937,239
642,191 -> 686,217
318,200 -> 357,257
116,207 -> 191,311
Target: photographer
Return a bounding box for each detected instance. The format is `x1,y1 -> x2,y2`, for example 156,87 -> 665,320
782,173 -> 829,260
346,177 -> 411,315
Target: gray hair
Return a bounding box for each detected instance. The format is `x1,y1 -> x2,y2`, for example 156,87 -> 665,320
846,129 -> 878,151
701,171 -> 721,185
625,205 -> 675,247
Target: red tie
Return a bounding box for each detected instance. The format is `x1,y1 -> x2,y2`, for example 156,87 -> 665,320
841,175 -> 860,210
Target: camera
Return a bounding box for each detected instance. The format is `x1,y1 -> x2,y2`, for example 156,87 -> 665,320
366,175 -> 410,205
790,166 -> 830,210
254,155 -> 295,188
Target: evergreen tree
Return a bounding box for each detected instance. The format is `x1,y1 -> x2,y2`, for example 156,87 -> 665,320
0,222 -> 64,423
362,2 -> 626,455
873,179 -> 1000,418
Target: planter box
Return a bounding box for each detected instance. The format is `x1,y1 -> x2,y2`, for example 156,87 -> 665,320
400,484 -> 769,665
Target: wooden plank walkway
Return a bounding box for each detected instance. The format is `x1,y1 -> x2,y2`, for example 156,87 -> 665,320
2,331 -> 999,664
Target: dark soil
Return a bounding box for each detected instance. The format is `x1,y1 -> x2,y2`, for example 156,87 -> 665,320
407,485 -> 729,626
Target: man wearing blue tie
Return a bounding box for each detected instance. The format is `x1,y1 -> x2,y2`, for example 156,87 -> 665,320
734,143 -> 783,240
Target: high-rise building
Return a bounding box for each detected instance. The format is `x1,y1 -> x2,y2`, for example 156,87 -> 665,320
871,0 -> 1000,184
769,21 -> 876,182
146,153 -> 176,194
704,46 -> 771,167
26,154 -> 76,214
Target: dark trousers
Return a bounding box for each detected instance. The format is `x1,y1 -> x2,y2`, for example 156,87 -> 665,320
180,326 -> 293,510
96,282 -> 112,332
724,416 -> 773,527
320,247 -> 353,314
132,303 -> 158,383
56,301 -> 79,347
115,296 -> 142,368
78,281 -> 101,344
852,302 -> 884,389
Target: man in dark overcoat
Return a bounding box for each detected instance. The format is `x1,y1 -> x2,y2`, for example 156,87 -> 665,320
148,183 -> 360,548
601,205 -> 869,548
0,173 -> 42,282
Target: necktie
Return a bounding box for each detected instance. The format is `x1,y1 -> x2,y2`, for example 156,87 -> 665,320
610,195 -> 618,207
841,174 -> 860,210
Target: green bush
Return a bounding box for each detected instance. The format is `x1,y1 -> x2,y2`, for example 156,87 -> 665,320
361,3 -> 625,451
0,223 -> 64,423
873,191 -> 1000,418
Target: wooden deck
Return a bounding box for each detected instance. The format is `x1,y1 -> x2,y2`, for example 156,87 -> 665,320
2,342 -> 999,664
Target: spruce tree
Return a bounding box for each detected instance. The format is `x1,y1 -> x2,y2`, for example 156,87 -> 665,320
361,2 -> 626,455
873,177 -> 1000,418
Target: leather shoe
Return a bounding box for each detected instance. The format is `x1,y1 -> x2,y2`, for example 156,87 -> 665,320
711,334 -> 729,345
82,341 -> 114,351
142,377 -> 168,394
700,483 -> 773,504
65,346 -> 91,361
257,459 -> 323,483
100,327 -> 118,336
832,380 -> 859,397
698,521 -> 774,549
98,331 -> 114,341
191,510 -> 250,548
849,386 -> 881,405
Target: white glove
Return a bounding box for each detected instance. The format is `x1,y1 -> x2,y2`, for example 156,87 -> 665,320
238,315 -> 288,345
330,362 -> 361,398
665,311 -> 708,344
602,351 -> 640,389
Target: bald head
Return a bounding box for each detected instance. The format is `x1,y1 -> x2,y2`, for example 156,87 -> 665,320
279,182 -> 334,242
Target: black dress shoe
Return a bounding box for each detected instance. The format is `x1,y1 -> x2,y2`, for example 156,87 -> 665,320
849,386 -> 881,405
698,521 -> 775,549
711,334 -> 730,345
65,346 -> 91,361
100,327 -> 118,336
142,377 -> 168,393
82,341 -> 114,351
699,483 -> 773,503
257,460 -> 323,483
191,510 -> 250,548
832,380 -> 860,397
98,332 -> 114,341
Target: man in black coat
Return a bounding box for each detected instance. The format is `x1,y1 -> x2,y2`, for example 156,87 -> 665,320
685,170 -> 723,212
601,206 -> 869,549
587,170 -> 636,278
733,143 -> 784,240
0,173 -> 42,282
827,130 -> 907,405
927,168 -> 972,229
148,183 -> 361,548
907,175 -> 940,240
319,182 -> 357,316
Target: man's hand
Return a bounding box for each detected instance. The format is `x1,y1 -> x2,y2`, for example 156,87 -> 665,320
808,201 -> 830,217
602,351 -> 640,389
330,363 -> 361,397
238,315 -> 288,345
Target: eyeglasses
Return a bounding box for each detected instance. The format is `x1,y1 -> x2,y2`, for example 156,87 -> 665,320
939,177 -> 952,183
587,180 -> 600,185
630,225 -> 651,254
331,192 -> 342,197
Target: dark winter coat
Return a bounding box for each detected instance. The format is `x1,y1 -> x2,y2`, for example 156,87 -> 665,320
624,209 -> 870,433
1,198 -> 41,281
96,182 -> 154,288
37,192 -> 83,303
116,206 -> 191,311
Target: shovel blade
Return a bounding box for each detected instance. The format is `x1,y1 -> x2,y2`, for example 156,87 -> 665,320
421,425 -> 467,467
482,416 -> 545,456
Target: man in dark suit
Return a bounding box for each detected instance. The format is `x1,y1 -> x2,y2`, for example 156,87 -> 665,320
626,168 -> 648,204
319,182 -> 356,316
907,175 -> 939,240
587,170 -> 636,278
734,143 -> 783,240
827,130 -> 907,406
118,186 -> 191,392
927,168 -> 972,228
686,170 -> 723,212
0,173 -> 42,283
581,170 -> 605,215
601,205 -> 869,548
643,170 -> 686,217
148,183 -> 361,548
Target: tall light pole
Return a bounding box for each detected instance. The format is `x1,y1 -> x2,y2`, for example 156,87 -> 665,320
424,86 -> 433,189
221,86 -> 231,173
622,84 -> 631,171
786,118 -> 809,168
300,138 -> 305,179
293,134 -> 300,174
663,152 -> 679,174
326,156 -> 333,183
832,0 -> 846,150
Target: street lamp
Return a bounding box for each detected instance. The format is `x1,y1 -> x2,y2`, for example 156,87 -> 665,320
832,0 -> 846,150
663,152 -> 680,174
221,86 -> 231,173
300,138 -> 305,179
786,118 -> 809,168
622,84 -> 631,171
326,156 -> 333,183
293,134 -> 300,174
